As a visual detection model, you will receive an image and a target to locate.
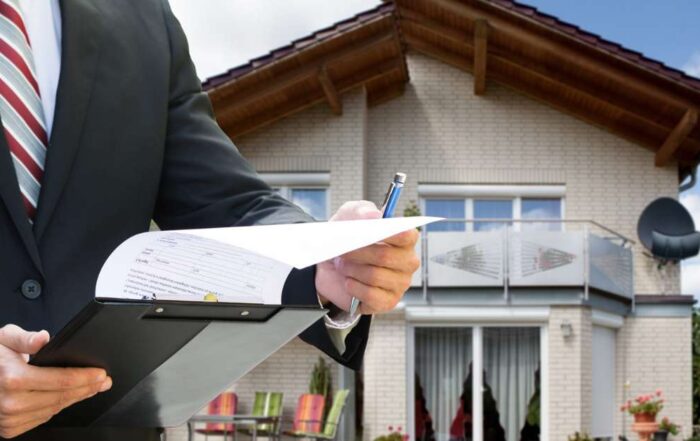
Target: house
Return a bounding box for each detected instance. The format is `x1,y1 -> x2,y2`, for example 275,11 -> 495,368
172,1 -> 700,440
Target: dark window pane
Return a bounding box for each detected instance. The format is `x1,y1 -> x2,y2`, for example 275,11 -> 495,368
522,199 -> 561,231
425,200 -> 465,232
291,189 -> 327,220
474,200 -> 512,232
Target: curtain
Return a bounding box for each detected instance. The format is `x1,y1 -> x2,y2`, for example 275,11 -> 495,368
415,328 -> 473,441
483,328 -> 540,441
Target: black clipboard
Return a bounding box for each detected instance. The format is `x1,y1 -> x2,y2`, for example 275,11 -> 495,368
30,298 -> 326,428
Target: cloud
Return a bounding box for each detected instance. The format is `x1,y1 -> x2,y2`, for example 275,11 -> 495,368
683,51 -> 700,79
681,193 -> 700,297
168,0 -> 381,80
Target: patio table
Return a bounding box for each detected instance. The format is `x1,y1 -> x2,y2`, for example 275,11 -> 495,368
187,414 -> 279,441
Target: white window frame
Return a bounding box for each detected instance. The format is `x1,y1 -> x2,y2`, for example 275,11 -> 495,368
419,184 -> 566,232
259,173 -> 331,220
406,307 -> 550,441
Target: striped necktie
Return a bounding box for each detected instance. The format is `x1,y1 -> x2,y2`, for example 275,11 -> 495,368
0,0 -> 47,222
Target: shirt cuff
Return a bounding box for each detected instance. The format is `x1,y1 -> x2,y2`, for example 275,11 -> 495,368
317,294 -> 362,355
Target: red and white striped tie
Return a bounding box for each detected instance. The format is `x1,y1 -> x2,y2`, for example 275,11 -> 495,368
0,0 -> 47,222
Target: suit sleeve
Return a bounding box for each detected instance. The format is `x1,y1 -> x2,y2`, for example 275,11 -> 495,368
155,1 -> 370,369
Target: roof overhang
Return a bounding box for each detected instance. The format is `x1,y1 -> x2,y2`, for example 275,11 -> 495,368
204,0 -> 700,173
203,4 -> 408,138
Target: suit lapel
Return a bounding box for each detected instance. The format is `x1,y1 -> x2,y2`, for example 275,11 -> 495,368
33,0 -> 105,242
0,135 -> 43,273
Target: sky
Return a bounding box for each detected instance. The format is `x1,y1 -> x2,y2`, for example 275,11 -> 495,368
168,0 -> 700,296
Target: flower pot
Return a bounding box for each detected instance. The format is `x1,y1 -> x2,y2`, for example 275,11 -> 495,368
653,430 -> 669,441
634,413 -> 657,423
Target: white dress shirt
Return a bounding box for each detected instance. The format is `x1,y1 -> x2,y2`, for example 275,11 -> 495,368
17,1 -> 359,353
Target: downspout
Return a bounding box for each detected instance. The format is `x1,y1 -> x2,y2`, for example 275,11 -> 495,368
679,164 -> 697,193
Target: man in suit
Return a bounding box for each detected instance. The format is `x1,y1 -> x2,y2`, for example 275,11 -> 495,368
0,0 -> 419,439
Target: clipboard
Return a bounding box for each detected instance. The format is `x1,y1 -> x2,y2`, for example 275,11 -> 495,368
30,298 -> 326,428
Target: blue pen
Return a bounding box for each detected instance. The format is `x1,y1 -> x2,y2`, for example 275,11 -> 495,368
349,172 -> 406,316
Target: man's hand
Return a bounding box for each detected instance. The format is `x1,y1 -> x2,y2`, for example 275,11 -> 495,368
0,325 -> 112,439
315,201 -> 420,315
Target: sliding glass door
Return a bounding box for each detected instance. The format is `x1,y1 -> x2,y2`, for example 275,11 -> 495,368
413,326 -> 542,441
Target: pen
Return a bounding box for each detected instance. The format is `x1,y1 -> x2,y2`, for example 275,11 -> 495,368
349,172 -> 407,316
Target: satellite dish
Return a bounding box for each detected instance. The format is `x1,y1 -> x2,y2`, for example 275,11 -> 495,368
637,197 -> 700,261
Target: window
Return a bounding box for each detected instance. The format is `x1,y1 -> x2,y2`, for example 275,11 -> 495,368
420,185 -> 565,232
522,199 -> 562,231
474,200 -> 513,231
261,173 -> 330,220
425,199 -> 466,232
413,326 -> 542,441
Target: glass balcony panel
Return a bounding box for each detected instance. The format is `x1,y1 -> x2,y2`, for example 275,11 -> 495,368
588,233 -> 634,298
509,231 -> 585,286
427,231 -> 504,287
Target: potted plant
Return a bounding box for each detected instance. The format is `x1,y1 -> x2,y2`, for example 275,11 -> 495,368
654,417 -> 680,441
307,357 -> 331,430
567,432 -> 592,441
621,389 -> 665,422
373,425 -> 409,441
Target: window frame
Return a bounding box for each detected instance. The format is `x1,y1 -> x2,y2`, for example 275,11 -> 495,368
419,185 -> 566,232
259,173 -> 331,220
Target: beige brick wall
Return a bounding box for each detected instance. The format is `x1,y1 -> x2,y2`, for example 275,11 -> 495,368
362,311 -> 408,441
366,52 -> 680,295
547,307 -> 593,440
615,316 -> 693,440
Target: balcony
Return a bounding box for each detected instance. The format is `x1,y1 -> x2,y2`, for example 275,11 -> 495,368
411,219 -> 635,300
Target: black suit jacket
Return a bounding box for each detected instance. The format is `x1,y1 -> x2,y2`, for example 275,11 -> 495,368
0,1 -> 370,439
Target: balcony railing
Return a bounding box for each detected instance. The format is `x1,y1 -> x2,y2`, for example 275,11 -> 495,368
411,219 -> 635,300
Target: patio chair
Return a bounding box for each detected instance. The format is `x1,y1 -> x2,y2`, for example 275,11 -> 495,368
194,392 -> 238,440
284,389 -> 350,440
237,391 -> 284,440
282,394 -> 326,436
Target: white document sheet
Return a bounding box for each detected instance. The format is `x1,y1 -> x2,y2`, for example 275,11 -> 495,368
95,216 -> 440,304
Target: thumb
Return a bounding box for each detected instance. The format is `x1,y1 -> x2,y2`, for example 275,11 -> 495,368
0,325 -> 50,355
331,200 -> 382,221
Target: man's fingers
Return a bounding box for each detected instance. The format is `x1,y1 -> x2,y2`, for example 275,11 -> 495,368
0,378 -> 112,417
0,326 -> 49,356
0,414 -> 53,440
345,278 -> 399,314
342,243 -> 417,273
336,261 -> 403,294
382,228 -> 419,248
8,365 -> 107,392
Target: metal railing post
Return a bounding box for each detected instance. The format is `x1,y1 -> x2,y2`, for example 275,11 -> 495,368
583,223 -> 590,301
421,227 -> 429,304
503,223 -> 509,303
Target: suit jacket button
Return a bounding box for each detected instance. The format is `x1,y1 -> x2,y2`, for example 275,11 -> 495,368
21,280 -> 42,300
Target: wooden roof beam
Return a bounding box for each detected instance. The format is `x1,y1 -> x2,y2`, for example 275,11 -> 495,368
424,0 -> 697,109
404,35 -> 700,153
473,19 -> 488,95
655,109 -> 699,167
221,58 -> 405,136
318,66 -> 342,115
210,30 -> 395,109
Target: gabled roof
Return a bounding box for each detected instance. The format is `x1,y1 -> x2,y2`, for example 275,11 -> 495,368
203,0 -> 700,172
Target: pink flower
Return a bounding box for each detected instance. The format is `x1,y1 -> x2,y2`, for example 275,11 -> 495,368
397,426 -> 403,432
656,389 -> 663,396
388,426 -> 394,432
